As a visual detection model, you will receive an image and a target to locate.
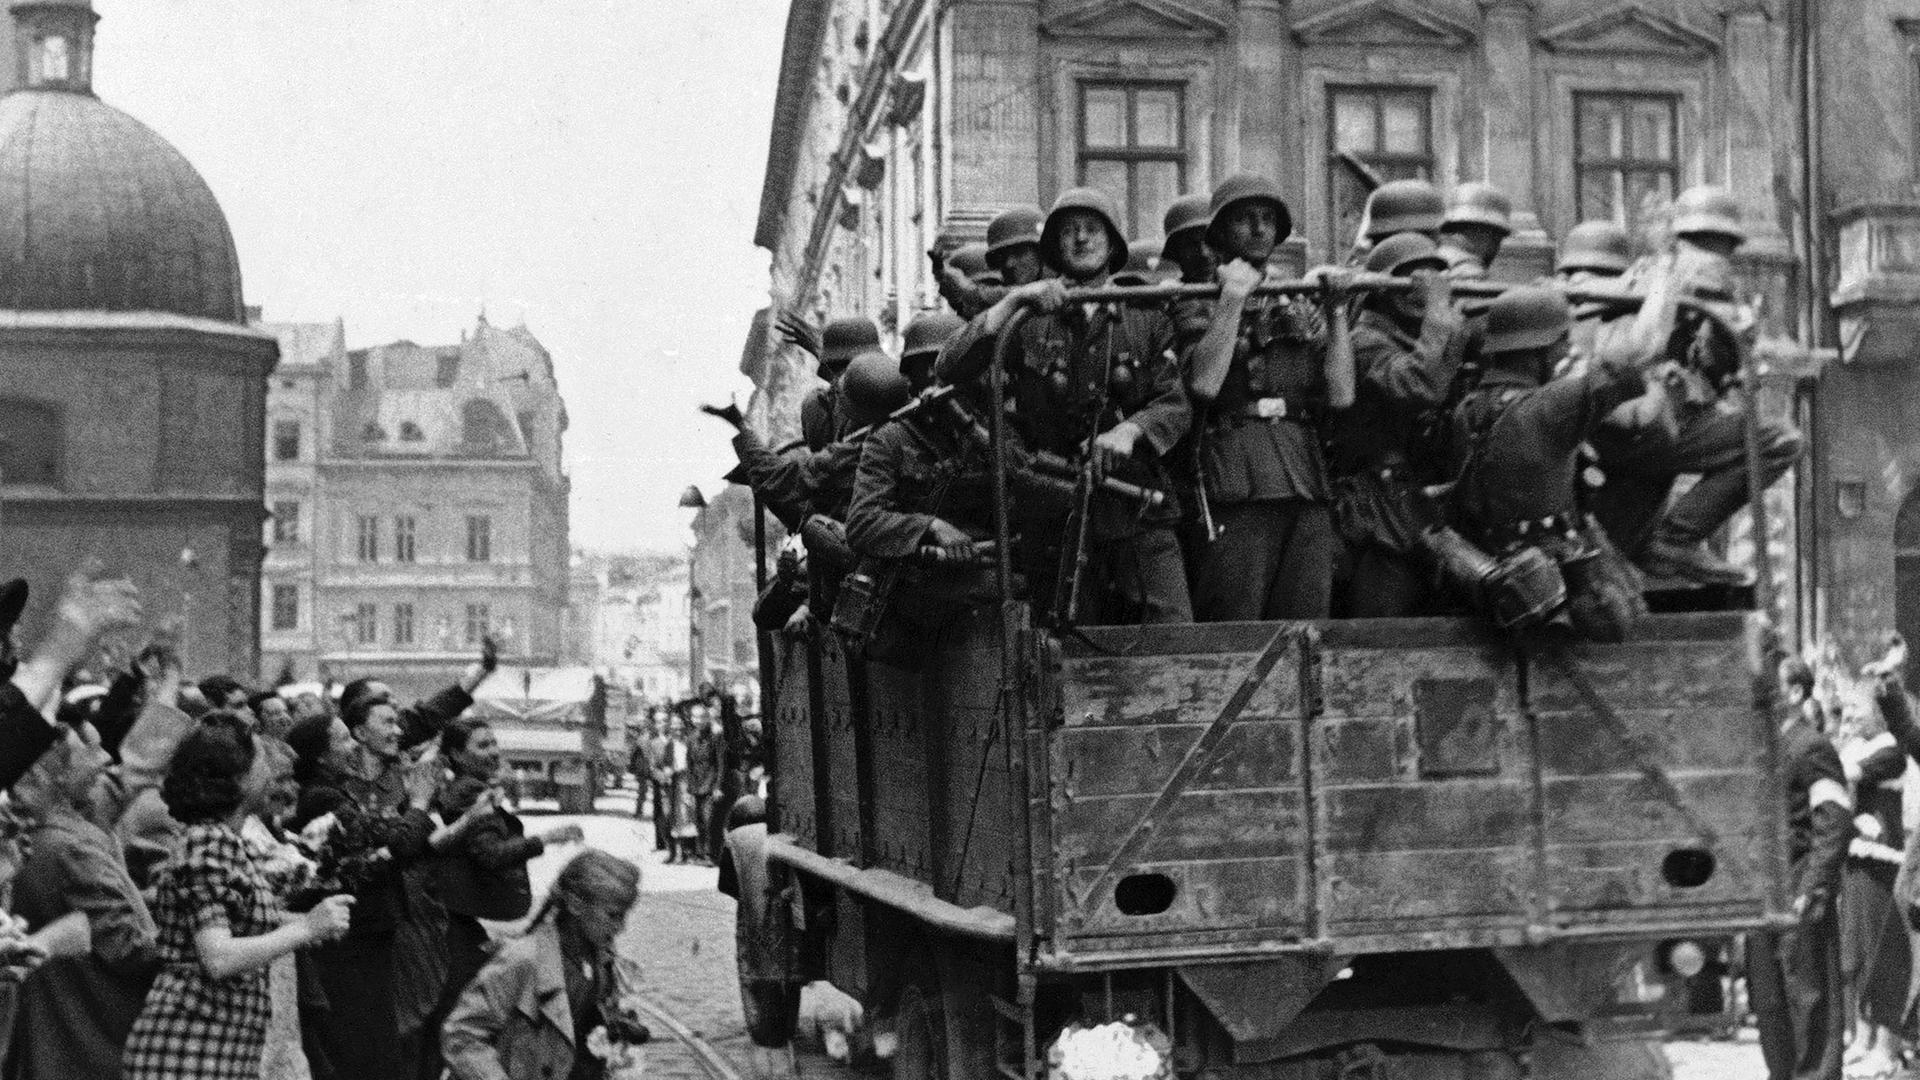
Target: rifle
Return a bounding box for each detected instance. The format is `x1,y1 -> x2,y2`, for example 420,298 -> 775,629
940,396 -> 1166,510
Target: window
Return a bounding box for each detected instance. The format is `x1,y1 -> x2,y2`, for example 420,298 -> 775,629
393,603 -> 416,646
361,421 -> 386,443
435,354 -> 460,388
356,516 -> 380,562
464,603 -> 490,646
1078,82 -> 1186,240
466,515 -> 492,562
1574,93 -> 1680,232
394,516 -> 417,563
0,398 -> 62,487
270,585 -> 299,631
348,352 -> 369,390
1328,86 -> 1434,250
398,421 -> 425,442
273,420 -> 301,461
353,603 -> 378,645
37,36 -> 68,82
271,501 -> 301,544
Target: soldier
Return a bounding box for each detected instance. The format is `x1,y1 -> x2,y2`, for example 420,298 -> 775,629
1161,194 -> 1213,284
779,314 -> 882,450
1589,188 -> 1804,584
1449,260 -> 1684,640
1555,220 -> 1632,285
984,205 -> 1045,286
1113,239 -> 1173,287
936,186 -> 1193,625
898,310 -> 966,393
1350,178 -> 1446,264
1179,173 -> 1354,621
843,343 -> 997,665
934,241 -> 1002,318
1436,182 -> 1512,280
1326,233 -> 1466,616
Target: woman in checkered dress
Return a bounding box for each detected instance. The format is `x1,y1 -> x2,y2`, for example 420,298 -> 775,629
123,714 -> 355,1080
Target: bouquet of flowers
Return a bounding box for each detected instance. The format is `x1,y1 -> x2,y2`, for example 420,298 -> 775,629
585,994 -> 653,1080
283,806 -> 410,911
1046,1017 -> 1172,1080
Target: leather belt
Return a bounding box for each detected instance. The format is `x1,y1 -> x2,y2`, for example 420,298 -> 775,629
1229,396 -> 1318,424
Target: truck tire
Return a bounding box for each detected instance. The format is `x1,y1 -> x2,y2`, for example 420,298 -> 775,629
892,983 -> 947,1080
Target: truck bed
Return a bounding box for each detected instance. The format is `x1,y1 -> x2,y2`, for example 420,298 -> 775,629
768,610 -> 1791,971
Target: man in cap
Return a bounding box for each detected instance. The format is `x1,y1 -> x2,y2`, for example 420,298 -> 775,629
1160,194 -> 1213,284
1325,233 -> 1466,616
1587,189 -> 1803,584
1178,173 -> 1354,621
937,187 -> 1194,624
1436,182 -> 1513,280
1351,178 -> 1447,264
1450,260 -> 1685,638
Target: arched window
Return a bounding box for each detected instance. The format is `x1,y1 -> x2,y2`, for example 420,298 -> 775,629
361,420 -> 387,442
461,400 -> 514,455
0,398 -> 62,487
399,421 -> 425,442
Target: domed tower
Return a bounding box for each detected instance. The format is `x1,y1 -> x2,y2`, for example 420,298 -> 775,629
0,0 -> 278,677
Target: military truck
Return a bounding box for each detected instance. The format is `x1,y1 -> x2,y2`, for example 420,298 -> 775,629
744,292 -> 1793,1080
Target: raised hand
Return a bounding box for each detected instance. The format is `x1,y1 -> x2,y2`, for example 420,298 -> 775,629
775,311 -> 821,359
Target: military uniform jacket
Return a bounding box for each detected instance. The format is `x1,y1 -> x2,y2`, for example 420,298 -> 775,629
1326,306 -> 1466,478
1172,295 -> 1335,505
1437,242 -> 1488,281
846,415 -> 993,559
939,296 -> 1189,539
730,430 -> 859,527
1454,357 -> 1643,539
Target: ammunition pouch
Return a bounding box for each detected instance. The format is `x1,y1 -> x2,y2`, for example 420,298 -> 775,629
829,569 -> 886,646
799,515 -> 854,576
1421,526 -> 1568,633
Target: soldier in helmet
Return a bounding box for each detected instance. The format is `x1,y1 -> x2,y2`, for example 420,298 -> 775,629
844,329 -> 998,664
1351,178 -> 1447,264
1587,188 -> 1804,584
1161,194 -> 1214,284
1325,233 -> 1467,616
1436,182 -> 1513,280
1556,221 -> 1632,284
937,187 -> 1194,624
933,241 -> 1003,319
779,314 -> 882,450
985,206 -> 1046,286
1450,262 -> 1684,639
1178,173 -> 1355,621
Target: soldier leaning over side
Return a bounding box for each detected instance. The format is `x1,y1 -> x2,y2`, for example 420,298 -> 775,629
1324,233 -> 1466,617
935,206 -> 1044,319
843,317 -> 992,665
936,187 -> 1194,625
1587,186 -> 1804,586
1176,174 -> 1354,622
1447,256 -> 1687,641
783,314 -> 882,450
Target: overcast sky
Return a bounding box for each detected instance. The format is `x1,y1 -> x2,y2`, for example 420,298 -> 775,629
93,0 -> 786,553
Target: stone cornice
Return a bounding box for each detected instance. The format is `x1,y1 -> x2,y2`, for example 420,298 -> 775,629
1039,0 -> 1231,38
1538,1 -> 1718,58
1293,0 -> 1478,48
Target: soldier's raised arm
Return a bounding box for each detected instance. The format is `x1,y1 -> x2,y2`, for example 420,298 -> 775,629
1182,258 -> 1259,403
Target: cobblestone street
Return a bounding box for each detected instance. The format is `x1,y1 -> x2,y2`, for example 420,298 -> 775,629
515,796 -> 1778,1080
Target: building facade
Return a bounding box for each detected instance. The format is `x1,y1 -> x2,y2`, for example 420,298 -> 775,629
691,484 -> 764,708
751,0 -> 1920,660
257,315 -> 572,700
0,0 -> 277,678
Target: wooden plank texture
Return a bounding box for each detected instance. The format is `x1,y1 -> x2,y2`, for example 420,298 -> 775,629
819,632 -> 864,862
771,635 -> 817,846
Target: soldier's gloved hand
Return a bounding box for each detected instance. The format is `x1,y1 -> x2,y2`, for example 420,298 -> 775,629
699,402 -> 746,430
925,519 -> 970,548
1217,258 -> 1262,303
776,311 -> 822,359
1018,279 -> 1069,314
1092,421 -> 1144,468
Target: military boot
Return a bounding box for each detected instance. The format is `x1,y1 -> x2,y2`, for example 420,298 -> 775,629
1637,534 -> 1748,586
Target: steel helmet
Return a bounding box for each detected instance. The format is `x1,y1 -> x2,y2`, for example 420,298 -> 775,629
1040,187 -> 1129,275
948,242 -> 992,281
1364,179 -> 1446,241
985,206 -> 1045,266
1671,186 -> 1747,246
1205,173 -> 1294,252
1482,287 -> 1572,355
900,310 -> 966,362
841,349 -> 913,426
1364,232 -> 1448,276
820,316 -> 881,372
1162,193 -> 1210,245
1442,182 -> 1514,236
1556,221 -> 1632,275
1113,239 -> 1170,286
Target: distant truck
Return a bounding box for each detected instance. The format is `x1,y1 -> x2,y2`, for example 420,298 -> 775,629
470,666 -> 608,813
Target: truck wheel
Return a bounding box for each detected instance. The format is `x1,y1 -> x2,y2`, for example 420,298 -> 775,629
892,984 -> 947,1080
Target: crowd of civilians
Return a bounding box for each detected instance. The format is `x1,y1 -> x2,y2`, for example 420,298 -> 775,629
0,562 -> 659,1080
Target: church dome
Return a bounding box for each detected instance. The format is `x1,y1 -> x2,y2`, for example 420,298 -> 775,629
0,2 -> 244,322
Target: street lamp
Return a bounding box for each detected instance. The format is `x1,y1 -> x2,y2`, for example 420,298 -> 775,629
678,485 -> 707,697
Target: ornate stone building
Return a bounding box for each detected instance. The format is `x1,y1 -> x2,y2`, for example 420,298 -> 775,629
0,0 -> 278,677
752,0 -> 1920,658
257,316 -> 572,700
